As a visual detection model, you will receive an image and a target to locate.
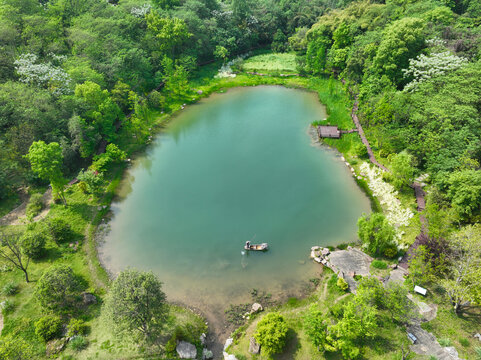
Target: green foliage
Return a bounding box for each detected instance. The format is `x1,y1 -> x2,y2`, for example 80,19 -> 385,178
2,282 -> 18,296
20,229 -> 48,260
35,265 -> 81,311
26,193 -> 44,220
459,338 -> 470,347
438,338 -> 452,347
304,305 -> 329,351
0,299 -> 14,314
47,217 -> 74,244
354,143 -> 368,158
103,269 -> 167,343
35,315 -> 63,341
67,319 -> 89,337
390,151 -> 415,190
77,169 -> 104,196
25,141 -> 67,204
446,169 -> 481,222
254,312 -> 289,356
357,213 -> 396,257
0,336 -> 34,359
371,260 -> 387,269
337,276 -> 349,291
69,336 -> 88,351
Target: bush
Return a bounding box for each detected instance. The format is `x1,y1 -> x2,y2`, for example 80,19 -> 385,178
337,276 -> 349,291
69,336 -> 88,351
438,338 -> 452,347
459,338 -> 470,347
21,230 -> 47,259
47,218 -> 73,244
35,265 -> 81,310
254,312 -> 289,356
0,299 -> 14,314
383,246 -> 398,258
35,315 -> 63,341
355,143 -> 368,158
26,193 -> 44,220
2,282 -> 18,296
371,260 -> 388,269
67,319 -> 88,337
337,243 -> 348,250
379,149 -> 389,158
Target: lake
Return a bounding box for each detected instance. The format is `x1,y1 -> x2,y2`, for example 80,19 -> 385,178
99,86 -> 370,324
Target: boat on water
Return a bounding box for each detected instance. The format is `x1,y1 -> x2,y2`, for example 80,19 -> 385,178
244,241 -> 268,251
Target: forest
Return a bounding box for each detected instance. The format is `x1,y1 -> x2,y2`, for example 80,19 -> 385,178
0,0 -> 481,358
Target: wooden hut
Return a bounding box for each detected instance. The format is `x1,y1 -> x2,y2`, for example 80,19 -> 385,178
317,125 -> 341,139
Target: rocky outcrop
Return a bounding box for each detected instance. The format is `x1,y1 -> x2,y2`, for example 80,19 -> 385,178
81,292 -> 97,305
176,341 -> 197,359
223,338 -> 238,360
202,348 -> 213,359
249,337 -> 260,354
251,303 -> 263,314
46,338 -> 67,356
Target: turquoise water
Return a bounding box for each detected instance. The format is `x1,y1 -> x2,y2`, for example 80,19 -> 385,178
100,86 -> 370,316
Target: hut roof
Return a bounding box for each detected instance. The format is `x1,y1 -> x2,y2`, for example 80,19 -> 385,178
318,125 -> 341,138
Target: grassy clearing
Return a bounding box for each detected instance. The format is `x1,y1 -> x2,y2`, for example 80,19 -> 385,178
242,53 -> 298,74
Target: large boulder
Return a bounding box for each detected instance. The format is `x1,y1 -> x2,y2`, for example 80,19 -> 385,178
176,341 -> 197,359
249,337 -> 260,354
200,333 -> 206,346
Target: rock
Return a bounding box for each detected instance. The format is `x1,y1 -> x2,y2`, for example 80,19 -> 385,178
224,338 -> 233,351
176,341 -> 197,359
197,90 -> 203,95
390,263 -> 398,269
251,303 -> 263,314
46,338 -> 67,356
474,333 -> 481,341
200,333 -> 206,346
81,292 -> 97,305
314,257 -> 322,263
223,353 -> 238,360
249,337 -> 261,354
311,246 -> 320,251
444,346 -> 459,358
202,348 -> 213,359
321,248 -> 330,256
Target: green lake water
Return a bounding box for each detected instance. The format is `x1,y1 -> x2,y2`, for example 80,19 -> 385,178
100,86 -> 370,320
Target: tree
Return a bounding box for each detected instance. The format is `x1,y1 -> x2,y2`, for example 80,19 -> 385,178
103,269 -> 167,342
446,169 -> 481,222
407,245 -> 434,287
35,265 -> 81,310
254,312 -> 289,356
384,282 -> 417,324
146,14 -> 191,59
442,225 -> 481,313
77,169 -> 104,196
372,18 -> 425,85
46,217 -> 74,244
214,45 -> 229,64
304,305 -> 329,352
25,141 -> 67,205
391,151 -> 415,190
0,233 -> 31,283
357,213 -> 396,257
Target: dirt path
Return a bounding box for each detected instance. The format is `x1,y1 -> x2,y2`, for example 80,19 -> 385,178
0,188 -> 53,226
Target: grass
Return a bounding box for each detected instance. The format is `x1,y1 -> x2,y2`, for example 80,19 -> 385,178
242,53 -> 298,74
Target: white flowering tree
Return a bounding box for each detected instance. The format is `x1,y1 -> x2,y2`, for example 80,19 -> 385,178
14,53 -> 72,95
131,4 -> 152,17
403,51 -> 467,92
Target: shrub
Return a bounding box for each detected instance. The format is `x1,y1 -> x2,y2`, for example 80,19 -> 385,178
21,230 -> 47,259
26,193 -> 44,220
2,282 -> 18,296
0,299 -> 14,314
353,274 -> 363,281
438,338 -> 452,347
337,276 -> 349,291
47,218 -> 73,244
35,265 -> 81,310
337,243 -> 348,250
254,312 -> 288,356
383,246 -> 398,258
67,319 -> 88,337
35,315 -> 63,341
379,149 -> 389,158
459,338 -> 470,347
355,143 -> 368,158
371,260 -> 388,269
69,336 -> 88,351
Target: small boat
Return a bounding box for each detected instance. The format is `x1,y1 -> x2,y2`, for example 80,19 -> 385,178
244,241 -> 268,251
